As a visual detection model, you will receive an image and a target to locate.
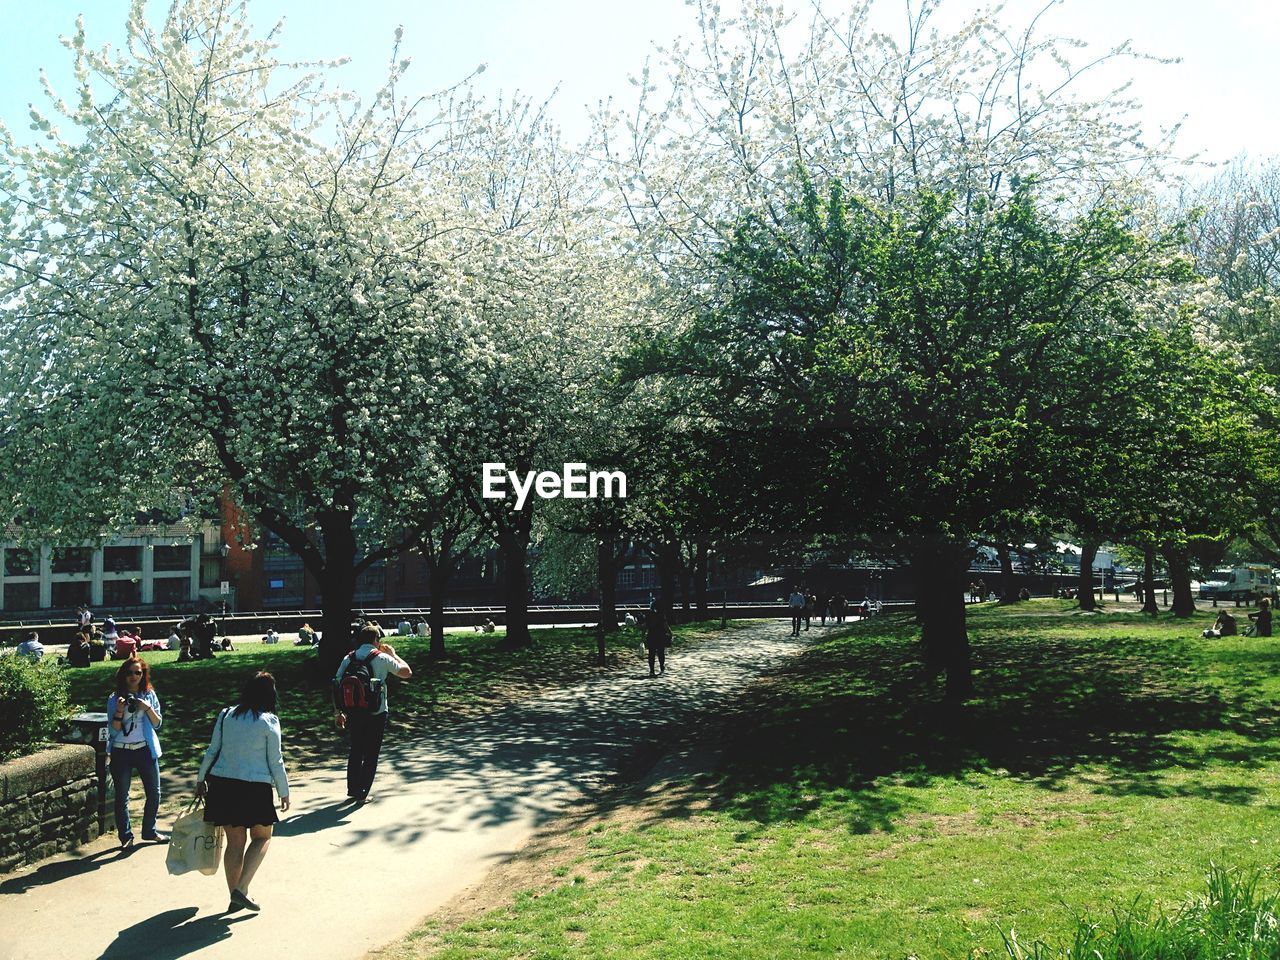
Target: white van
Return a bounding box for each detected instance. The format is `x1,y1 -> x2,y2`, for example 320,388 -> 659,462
1198,564 -> 1279,603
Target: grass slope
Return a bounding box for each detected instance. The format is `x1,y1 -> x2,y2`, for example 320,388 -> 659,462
384,601 -> 1280,959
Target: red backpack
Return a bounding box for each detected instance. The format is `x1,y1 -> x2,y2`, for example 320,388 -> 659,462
333,650 -> 383,714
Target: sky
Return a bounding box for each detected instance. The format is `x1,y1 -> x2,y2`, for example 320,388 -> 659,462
0,0 -> 1276,172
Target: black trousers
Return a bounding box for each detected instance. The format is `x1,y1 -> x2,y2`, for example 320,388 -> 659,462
346,712 -> 388,799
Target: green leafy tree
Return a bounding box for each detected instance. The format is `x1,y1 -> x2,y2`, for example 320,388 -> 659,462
646,180 -> 1191,698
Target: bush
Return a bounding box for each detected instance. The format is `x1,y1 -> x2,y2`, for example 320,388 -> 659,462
1001,864 -> 1280,959
0,656 -> 72,762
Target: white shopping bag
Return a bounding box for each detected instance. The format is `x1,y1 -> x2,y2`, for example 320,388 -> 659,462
165,799 -> 224,876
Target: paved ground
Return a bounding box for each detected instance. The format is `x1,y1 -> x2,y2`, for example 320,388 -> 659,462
0,621 -> 815,960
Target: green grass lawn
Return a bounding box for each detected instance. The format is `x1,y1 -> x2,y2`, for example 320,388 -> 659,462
383,600 -> 1280,959
63,623 -> 697,780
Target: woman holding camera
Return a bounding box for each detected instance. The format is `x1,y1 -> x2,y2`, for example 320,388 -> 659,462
196,672 -> 290,913
106,656 -> 166,848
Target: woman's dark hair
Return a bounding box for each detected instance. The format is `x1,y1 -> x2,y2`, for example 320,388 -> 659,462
231,671 -> 279,718
113,656 -> 152,694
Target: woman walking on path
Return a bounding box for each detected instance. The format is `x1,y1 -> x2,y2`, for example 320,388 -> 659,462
106,657 -> 167,848
196,672 -> 291,913
645,606 -> 672,677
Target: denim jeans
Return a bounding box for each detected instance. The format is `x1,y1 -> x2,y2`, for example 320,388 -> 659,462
109,748 -> 161,841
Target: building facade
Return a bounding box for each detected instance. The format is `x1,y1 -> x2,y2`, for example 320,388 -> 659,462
0,523 -> 221,617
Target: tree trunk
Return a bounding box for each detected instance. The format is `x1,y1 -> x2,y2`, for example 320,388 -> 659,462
1163,545 -> 1196,617
317,515 -> 359,676
678,552 -> 692,620
427,561 -> 451,660
655,540 -> 678,624
1142,545 -> 1159,615
597,538 -> 620,633
499,525 -> 532,646
997,544 -> 1017,603
912,539 -> 974,701
1077,539 -> 1099,612
694,541 -> 710,619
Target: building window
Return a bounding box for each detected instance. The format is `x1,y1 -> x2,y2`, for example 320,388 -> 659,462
4,548 -> 36,577
355,564 -> 386,603
51,547 -> 92,574
200,557 -> 222,589
52,580 -> 92,609
104,580 -> 142,607
154,545 -> 192,572
154,577 -> 191,606
3,582 -> 40,611
263,568 -> 305,607
104,546 -> 142,573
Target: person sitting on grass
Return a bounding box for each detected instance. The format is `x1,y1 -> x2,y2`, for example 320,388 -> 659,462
1247,598 -> 1273,638
295,623 -> 318,646
67,629 -> 92,668
113,628 -> 139,660
262,628 -> 280,644
1203,610 -> 1238,638
16,630 -> 45,660
102,616 -> 119,657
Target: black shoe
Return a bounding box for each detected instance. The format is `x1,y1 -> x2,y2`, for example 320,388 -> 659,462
120,837 -> 135,851
231,889 -> 260,912
142,831 -> 170,844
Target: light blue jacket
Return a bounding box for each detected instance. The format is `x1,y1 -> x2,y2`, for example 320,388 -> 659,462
197,707 -> 290,798
105,690 -> 163,760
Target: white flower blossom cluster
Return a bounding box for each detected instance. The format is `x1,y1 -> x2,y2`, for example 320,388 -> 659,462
0,0 -> 633,607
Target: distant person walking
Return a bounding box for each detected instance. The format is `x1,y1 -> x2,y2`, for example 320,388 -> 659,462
644,606 -> 673,677
788,587 -> 806,637
197,672 -> 291,913
106,657 -> 167,849
333,625 -> 412,803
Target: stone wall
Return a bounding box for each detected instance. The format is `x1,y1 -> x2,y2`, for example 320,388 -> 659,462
0,744 -> 99,873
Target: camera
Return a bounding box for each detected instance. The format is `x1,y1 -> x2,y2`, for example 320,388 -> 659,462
125,693 -> 140,713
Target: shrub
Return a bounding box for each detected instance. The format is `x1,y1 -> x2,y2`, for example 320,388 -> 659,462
1001,864 -> 1280,959
0,655 -> 72,762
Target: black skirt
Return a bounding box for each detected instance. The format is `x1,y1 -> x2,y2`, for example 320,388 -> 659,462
203,774 -> 279,827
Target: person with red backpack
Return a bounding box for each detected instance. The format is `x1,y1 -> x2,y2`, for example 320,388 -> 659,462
332,624 -> 412,803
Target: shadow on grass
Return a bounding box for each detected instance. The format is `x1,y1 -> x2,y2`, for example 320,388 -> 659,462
691,614 -> 1280,831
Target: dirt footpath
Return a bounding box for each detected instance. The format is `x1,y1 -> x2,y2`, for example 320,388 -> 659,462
0,621 -> 812,960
